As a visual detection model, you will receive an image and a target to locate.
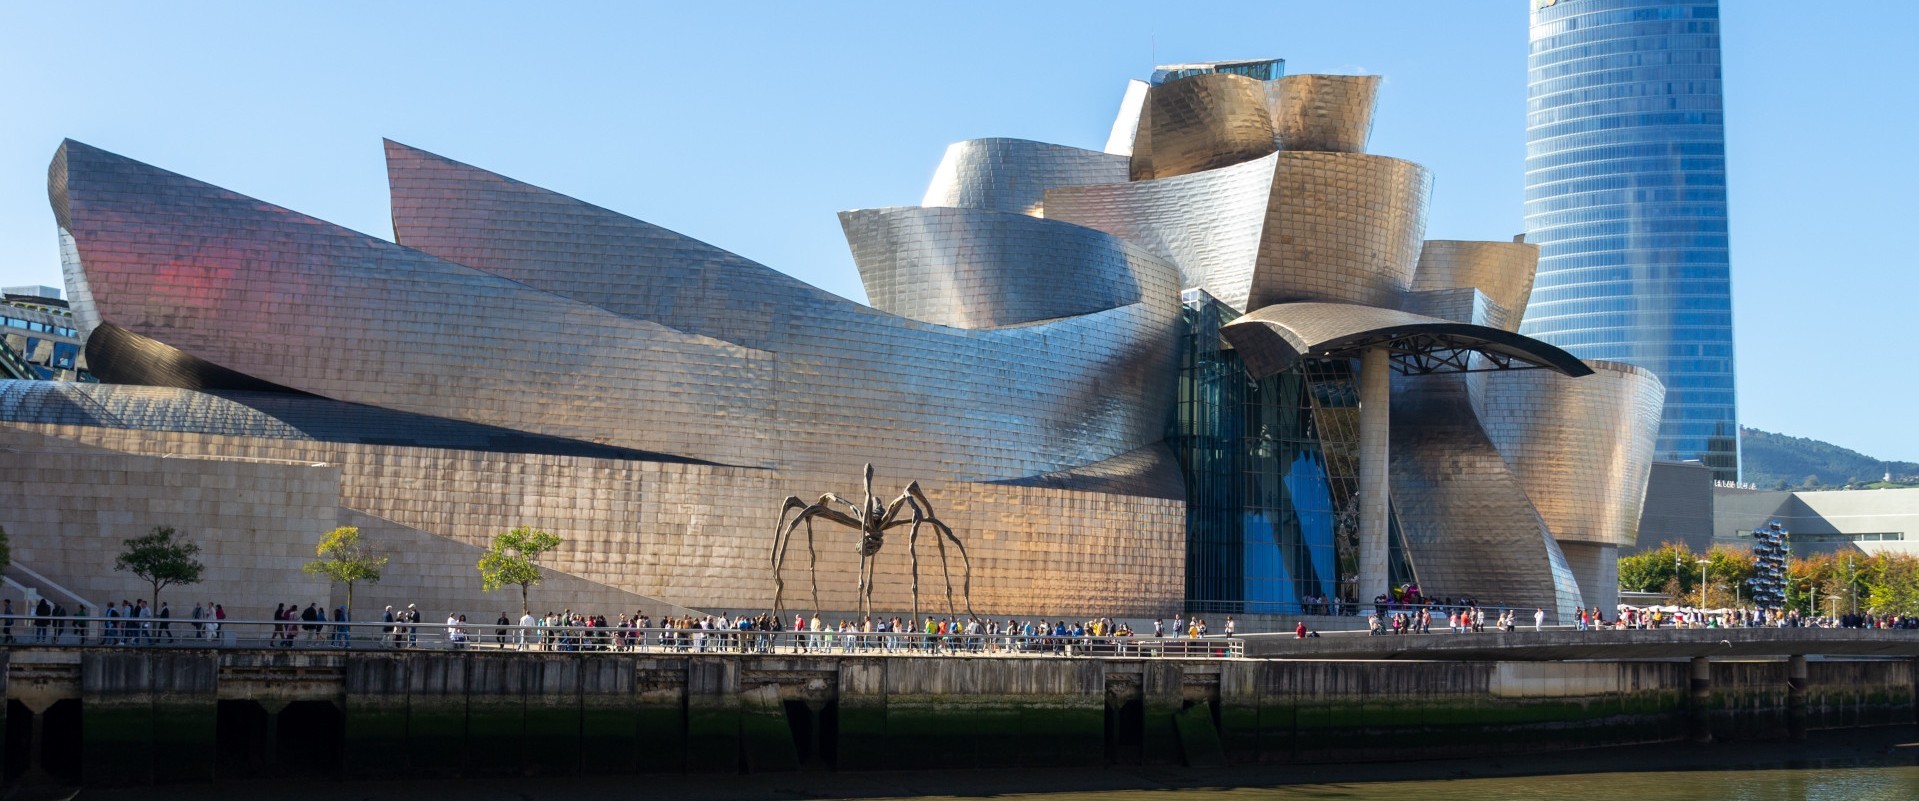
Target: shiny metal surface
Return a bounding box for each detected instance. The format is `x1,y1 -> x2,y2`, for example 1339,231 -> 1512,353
1047,152 -> 1433,312
22,56 -> 1665,624
1271,74 -> 1380,154
1389,373 -> 1585,621
1411,240 -> 1540,330
1045,153 -> 1273,311
1103,80 -> 1150,157
1131,72 -> 1276,181
1404,288 -> 1514,333
1474,359 -> 1666,550
58,139 -> 1183,483
919,138 -> 1127,216
1258,152 -> 1430,307
839,206 -> 1175,328
39,135 -> 1191,618
1217,302 -> 1595,380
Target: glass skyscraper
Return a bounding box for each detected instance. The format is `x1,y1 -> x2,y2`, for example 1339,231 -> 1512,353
1522,0 -> 1739,481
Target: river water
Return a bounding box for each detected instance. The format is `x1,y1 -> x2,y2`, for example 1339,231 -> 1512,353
864,767 -> 1919,801
81,730 -> 1919,801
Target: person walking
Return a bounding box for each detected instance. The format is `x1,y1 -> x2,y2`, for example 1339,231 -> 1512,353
1534,607 -> 1546,632
190,602 -> 205,640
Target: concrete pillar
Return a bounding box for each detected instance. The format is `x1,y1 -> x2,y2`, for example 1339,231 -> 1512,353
1786,655 -> 1808,741
260,699 -> 290,766
1689,656 -> 1713,743
20,697 -> 54,786
1356,347 -> 1392,601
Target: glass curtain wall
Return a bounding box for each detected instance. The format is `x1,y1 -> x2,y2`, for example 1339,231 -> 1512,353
1522,0 -> 1739,481
1171,290 -> 1342,615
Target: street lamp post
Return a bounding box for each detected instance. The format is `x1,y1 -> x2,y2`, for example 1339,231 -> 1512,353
1697,559 -> 1711,610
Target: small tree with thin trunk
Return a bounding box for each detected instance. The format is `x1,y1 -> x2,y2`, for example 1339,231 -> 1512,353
301,525 -> 388,617
113,525 -> 204,611
478,525 -> 561,616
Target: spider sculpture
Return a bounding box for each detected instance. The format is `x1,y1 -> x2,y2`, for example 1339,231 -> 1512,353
771,464 -> 975,623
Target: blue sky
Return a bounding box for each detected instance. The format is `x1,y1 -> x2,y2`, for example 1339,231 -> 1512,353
2,3 -> 1914,461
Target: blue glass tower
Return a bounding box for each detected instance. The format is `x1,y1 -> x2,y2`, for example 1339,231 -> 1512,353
1522,0 -> 1739,481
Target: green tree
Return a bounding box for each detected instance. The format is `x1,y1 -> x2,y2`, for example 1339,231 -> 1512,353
113,525 -> 205,610
1619,541 -> 1697,595
301,526 -> 388,616
0,525 -> 11,574
1701,545 -> 1757,607
477,525 -> 562,616
1861,554 -> 1919,617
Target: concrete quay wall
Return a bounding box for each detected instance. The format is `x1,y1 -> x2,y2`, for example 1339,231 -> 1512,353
1,649 -> 1913,786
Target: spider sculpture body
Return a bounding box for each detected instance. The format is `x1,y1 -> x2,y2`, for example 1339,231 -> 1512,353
771,464 -> 975,623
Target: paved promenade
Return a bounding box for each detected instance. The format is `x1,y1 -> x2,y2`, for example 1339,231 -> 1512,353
1242,627 -> 1919,660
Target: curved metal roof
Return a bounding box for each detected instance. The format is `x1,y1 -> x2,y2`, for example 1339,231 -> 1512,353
1219,301 -> 1595,379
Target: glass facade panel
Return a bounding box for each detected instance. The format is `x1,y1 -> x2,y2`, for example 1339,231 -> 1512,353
1171,290 -> 1407,616
1523,0 -> 1739,481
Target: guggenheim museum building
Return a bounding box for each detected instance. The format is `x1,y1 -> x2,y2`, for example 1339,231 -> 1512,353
0,59 -> 1663,622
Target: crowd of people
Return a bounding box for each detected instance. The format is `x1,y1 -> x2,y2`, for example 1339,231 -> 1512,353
1613,605 -> 1919,630
0,597 -> 230,645
426,610 -> 1238,657
0,599 -> 1242,657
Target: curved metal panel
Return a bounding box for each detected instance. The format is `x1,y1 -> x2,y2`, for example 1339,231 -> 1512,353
1272,74 -> 1381,153
1390,373 -> 1584,621
1257,152 -> 1431,308
83,322 -> 310,394
1219,302 -> 1597,380
919,138 -> 1128,216
1104,80 -> 1151,157
1412,240 -> 1540,330
1045,153 -> 1276,311
1134,73 -> 1277,180
1048,152 -> 1431,312
1473,359 -> 1666,549
0,379 -> 690,461
840,206 -> 1175,328
374,140 -> 1183,481
54,141 -> 776,468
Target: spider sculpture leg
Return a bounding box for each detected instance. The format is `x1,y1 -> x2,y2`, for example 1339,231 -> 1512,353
907,482 -> 978,622
772,497 -> 861,620
910,495 -> 958,619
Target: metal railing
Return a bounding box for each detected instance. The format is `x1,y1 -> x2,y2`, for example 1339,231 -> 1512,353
0,616 -> 1244,659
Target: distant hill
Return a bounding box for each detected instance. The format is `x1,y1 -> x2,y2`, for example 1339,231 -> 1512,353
1740,427 -> 1919,490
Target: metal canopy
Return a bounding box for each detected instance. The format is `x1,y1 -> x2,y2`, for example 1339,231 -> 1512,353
1219,301 -> 1595,380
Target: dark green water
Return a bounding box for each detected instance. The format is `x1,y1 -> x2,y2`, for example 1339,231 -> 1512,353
868,767 -> 1919,801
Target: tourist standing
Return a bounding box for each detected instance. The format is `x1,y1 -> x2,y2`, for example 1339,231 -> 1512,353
1534,608 -> 1545,631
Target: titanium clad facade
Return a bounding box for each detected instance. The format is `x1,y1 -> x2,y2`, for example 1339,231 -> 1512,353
1412,240 -> 1541,330
1045,154 -> 1274,312
1270,74 -> 1381,154
840,206 -> 1173,329
6,57 -> 1664,622
1523,0 -> 1739,481
920,138 -> 1129,216
1047,152 -> 1433,313
1390,373 -> 1584,619
1132,73 -> 1278,181
1474,359 -> 1666,550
